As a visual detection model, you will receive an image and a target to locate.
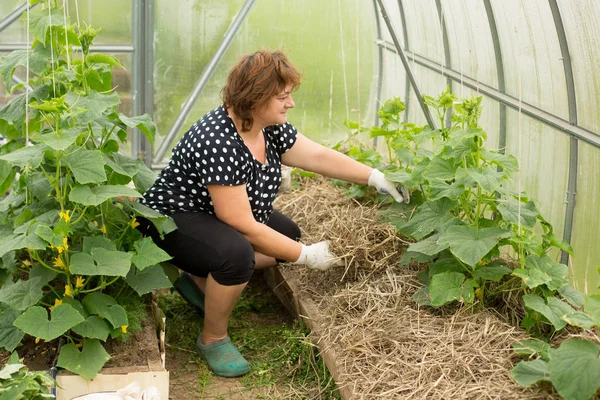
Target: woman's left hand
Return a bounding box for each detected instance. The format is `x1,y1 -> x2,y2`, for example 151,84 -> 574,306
368,169 -> 410,204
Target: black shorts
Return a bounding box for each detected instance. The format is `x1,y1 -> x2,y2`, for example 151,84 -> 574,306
137,210 -> 300,286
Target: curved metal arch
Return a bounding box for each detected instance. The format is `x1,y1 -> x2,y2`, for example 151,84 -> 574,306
375,0 -> 436,128
548,0 -> 579,266
435,0 -> 452,128
397,0 -> 411,124
483,0 -> 507,152
372,0 -> 384,128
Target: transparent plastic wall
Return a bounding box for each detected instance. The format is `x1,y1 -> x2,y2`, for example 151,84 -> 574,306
376,0 -> 600,293
153,0 -> 378,152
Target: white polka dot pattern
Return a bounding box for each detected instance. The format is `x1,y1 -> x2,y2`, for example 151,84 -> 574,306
141,106 -> 298,223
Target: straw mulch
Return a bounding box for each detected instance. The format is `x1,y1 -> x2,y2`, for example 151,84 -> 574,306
274,176 -> 564,400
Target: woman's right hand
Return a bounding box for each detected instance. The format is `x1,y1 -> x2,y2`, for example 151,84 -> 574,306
294,241 -> 343,271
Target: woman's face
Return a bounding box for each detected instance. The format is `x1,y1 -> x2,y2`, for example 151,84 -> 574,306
255,85 -> 295,127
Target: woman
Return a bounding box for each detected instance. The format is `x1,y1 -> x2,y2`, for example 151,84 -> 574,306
139,49 -> 408,378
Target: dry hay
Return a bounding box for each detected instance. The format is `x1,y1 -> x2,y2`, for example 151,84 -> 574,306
274,177 -> 561,399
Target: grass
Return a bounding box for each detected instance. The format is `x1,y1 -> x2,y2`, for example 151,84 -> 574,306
156,271 -> 341,399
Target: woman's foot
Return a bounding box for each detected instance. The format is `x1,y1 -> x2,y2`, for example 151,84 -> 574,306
196,335 -> 250,377
174,272 -> 205,316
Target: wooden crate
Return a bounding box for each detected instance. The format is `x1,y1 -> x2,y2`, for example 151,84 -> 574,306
263,267 -> 354,400
55,301 -> 168,400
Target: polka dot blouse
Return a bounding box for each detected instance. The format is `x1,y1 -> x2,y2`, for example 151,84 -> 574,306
141,105 -> 298,223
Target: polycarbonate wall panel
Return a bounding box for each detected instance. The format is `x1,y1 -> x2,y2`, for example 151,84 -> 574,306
452,83 -> 501,150
559,0 -> 600,136
401,0 -> 444,64
153,0 -> 377,152
491,1 -> 568,119
379,52 -> 407,108
504,109 -> 569,240
404,65 -> 445,127
441,1 -> 497,89
570,142 -> 600,294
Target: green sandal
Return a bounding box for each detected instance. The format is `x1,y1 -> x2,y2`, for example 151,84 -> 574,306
196,335 -> 250,377
174,272 -> 205,317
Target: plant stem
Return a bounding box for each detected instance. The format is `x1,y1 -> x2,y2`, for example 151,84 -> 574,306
79,276 -> 120,294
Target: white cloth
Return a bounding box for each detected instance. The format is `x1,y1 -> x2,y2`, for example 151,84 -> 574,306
73,382 -> 160,400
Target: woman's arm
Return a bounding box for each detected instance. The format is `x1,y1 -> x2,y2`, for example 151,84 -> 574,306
208,183 -> 303,261
281,134 -> 373,184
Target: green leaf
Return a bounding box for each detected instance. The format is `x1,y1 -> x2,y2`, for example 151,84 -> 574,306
0,308 -> 24,352
82,236 -> 117,253
126,264 -> 173,295
57,339 -> 111,380
400,250 -> 436,266
584,295 -> 600,322
394,198 -> 457,240
482,150 -> 519,173
512,339 -> 550,357
562,311 -> 598,329
472,261 -> 512,282
70,248 -> 133,277
0,144 -> 46,169
64,149 -> 107,184
0,47 -> 50,91
131,237 -> 172,271
13,304 -> 84,341
133,159 -> 158,193
82,293 -> 127,329
428,258 -> 465,277
25,172 -> 53,200
523,295 -> 570,330
71,316 -> 111,341
548,339 -> 600,400
513,268 -> 551,289
429,272 -> 476,306
86,53 -> 122,67
439,226 -> 511,267
69,184 -> 141,206
103,152 -> 139,177
0,234 -> 48,258
525,255 -> 569,291
429,181 -> 465,201
456,166 -> 503,192
511,359 -> 549,387
423,156 -> 458,182
558,285 -> 585,308
66,91 -> 120,125
0,277 -> 43,311
33,129 -> 81,151
0,362 -> 25,379
406,234 -> 448,257
29,8 -> 65,45
497,201 -> 538,228
117,113 -> 156,146
29,264 -> 58,286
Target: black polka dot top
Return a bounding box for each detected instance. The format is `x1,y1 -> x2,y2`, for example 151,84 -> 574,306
141,105 -> 298,223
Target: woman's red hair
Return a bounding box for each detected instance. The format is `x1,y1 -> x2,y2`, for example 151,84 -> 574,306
221,50 -> 302,131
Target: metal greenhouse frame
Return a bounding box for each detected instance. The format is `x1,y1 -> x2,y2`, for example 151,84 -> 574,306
1,0 -> 599,273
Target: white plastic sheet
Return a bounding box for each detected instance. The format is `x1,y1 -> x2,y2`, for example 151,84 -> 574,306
71,382 -> 160,400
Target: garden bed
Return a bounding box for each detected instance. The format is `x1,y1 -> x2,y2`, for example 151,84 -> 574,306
1,300 -> 168,400
269,176 -> 596,399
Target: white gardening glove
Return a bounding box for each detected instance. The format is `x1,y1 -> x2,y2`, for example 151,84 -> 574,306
368,169 -> 410,204
294,241 -> 343,271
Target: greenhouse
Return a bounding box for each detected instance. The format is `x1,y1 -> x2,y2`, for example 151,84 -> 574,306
0,0 -> 599,399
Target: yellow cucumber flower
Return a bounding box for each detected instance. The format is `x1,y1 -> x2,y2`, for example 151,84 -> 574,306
75,276 -> 85,288
35,337 -> 41,344
130,218 -> 140,229
59,210 -> 72,223
53,256 -> 66,270
49,298 -> 63,310
100,225 -> 107,234
121,325 -> 128,334
62,237 -> 69,251
64,284 -> 74,297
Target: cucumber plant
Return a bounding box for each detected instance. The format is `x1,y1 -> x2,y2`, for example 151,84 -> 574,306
340,89 -> 600,399
0,2 -> 175,379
